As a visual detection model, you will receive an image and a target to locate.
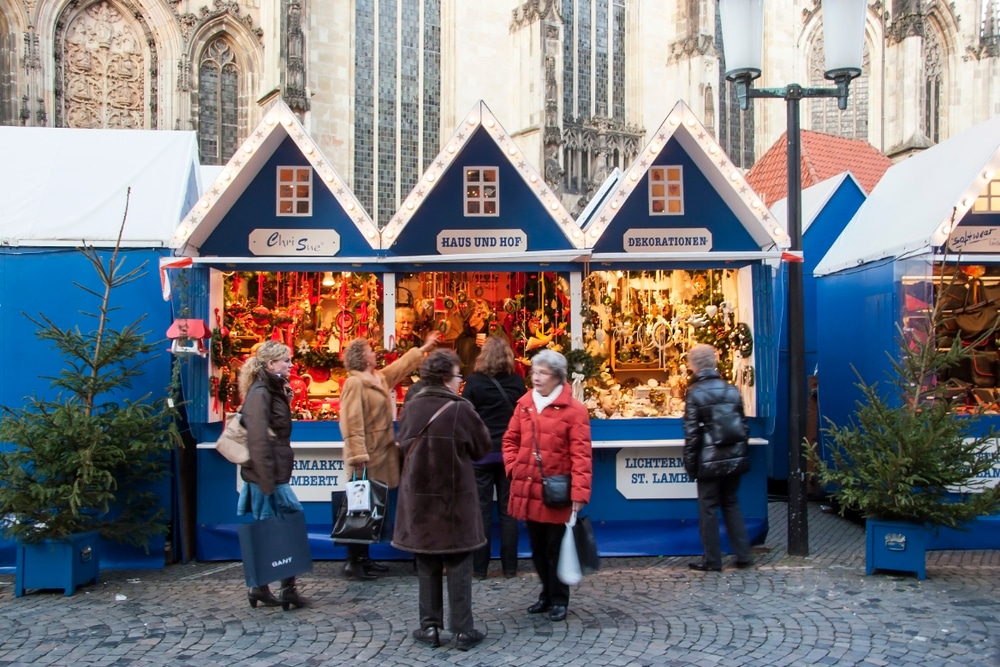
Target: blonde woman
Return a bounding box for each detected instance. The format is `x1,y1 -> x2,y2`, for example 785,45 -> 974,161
236,340 -> 309,609
339,331 -> 439,579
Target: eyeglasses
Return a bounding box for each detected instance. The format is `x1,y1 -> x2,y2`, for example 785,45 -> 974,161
531,369 -> 552,377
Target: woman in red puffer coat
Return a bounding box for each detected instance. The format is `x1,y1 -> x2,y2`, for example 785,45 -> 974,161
502,349 -> 592,623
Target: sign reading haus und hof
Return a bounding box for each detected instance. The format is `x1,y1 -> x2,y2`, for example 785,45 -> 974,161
616,447 -> 695,500
946,226 -> 1000,253
249,229 -> 341,256
437,229 -> 527,254
623,228 -> 712,252
236,451 -> 347,502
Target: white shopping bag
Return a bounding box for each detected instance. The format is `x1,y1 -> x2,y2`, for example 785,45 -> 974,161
346,479 -> 371,512
557,510 -> 582,585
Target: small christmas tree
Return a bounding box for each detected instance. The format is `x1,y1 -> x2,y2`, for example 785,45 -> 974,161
0,196 -> 181,547
810,266 -> 1000,529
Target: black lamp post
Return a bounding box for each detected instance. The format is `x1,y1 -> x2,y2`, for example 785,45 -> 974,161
719,0 -> 867,557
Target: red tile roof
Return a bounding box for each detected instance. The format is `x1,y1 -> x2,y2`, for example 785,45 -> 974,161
745,130 -> 892,207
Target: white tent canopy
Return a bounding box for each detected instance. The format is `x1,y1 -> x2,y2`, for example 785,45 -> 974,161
814,115 -> 1000,276
0,127 -> 200,248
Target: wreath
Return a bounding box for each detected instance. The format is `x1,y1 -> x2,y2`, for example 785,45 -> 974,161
564,349 -> 604,380
731,323 -> 754,357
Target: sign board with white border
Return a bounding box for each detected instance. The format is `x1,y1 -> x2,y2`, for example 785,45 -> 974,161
946,226 -> 1000,253
616,446 -> 695,499
622,228 -> 712,253
234,449 -> 348,502
436,229 -> 527,254
249,228 -> 341,256
949,438 -> 1000,493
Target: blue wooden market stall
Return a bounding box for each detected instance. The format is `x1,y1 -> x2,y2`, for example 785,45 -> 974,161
571,100 -> 785,555
767,173 -> 867,483
0,126 -> 201,571
814,115 -> 1000,550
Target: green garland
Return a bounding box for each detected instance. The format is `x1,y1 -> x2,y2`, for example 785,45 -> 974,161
565,349 -> 604,380
296,347 -> 342,370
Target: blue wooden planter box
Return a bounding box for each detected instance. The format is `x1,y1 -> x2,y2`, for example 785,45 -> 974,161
15,531 -> 100,596
865,519 -> 927,580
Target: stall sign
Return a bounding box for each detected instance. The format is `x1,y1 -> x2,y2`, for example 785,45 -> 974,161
949,438 -> 1000,492
946,226 -> 1000,253
249,229 -> 341,256
237,453 -> 347,502
622,228 -> 712,252
616,447 -> 696,499
436,229 -> 527,254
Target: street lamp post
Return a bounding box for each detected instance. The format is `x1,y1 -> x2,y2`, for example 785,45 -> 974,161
719,0 -> 867,557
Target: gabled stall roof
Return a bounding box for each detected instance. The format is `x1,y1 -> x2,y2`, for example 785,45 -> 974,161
170,99 -> 380,258
580,100 -> 787,262
379,100 -> 586,262
815,114 -> 1000,276
0,127 -> 199,248
769,172 -> 864,234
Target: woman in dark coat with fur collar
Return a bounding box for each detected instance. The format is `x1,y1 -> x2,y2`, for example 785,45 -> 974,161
393,349 -> 491,651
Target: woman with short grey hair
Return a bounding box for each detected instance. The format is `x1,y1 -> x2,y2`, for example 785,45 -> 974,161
530,349 -> 568,383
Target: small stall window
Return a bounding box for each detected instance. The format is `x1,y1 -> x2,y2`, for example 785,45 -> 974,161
578,268 -> 753,418
276,167 -> 312,216
464,167 -> 499,216
649,166 -> 684,215
972,178 -> 1000,213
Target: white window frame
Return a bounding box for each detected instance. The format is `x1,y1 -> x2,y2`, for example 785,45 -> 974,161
276,166 -> 313,217
649,165 -> 684,215
464,166 -> 499,217
972,178 -> 1000,214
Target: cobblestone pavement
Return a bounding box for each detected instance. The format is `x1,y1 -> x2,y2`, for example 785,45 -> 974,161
0,502 -> 998,666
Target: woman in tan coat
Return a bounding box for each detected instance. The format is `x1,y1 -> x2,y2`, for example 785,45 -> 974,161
338,331 -> 438,579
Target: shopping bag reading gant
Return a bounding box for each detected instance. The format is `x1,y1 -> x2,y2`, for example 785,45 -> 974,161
237,511 -> 313,587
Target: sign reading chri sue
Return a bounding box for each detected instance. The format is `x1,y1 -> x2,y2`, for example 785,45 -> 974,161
437,229 -> 527,254
249,229 -> 341,256
623,228 -> 713,252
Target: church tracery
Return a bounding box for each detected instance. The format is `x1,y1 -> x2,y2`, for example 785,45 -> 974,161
197,37 -> 240,165
924,20 -> 944,144
807,31 -> 871,140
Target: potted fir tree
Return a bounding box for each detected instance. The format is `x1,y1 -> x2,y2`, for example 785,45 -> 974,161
0,207 -> 181,596
810,268 -> 1000,580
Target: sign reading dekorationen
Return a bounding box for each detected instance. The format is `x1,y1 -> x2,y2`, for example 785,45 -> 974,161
623,228 -> 713,252
615,447 -> 696,499
436,229 -> 527,254
249,229 -> 341,256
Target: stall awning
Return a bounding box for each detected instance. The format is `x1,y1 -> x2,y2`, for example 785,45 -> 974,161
0,127 -> 200,248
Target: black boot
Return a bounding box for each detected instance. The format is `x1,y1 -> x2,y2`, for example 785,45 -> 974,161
277,577 -> 310,610
344,544 -> 377,580
247,585 -> 281,608
358,543 -> 389,572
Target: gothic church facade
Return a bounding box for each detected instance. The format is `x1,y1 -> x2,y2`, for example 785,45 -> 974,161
2,0 -> 999,223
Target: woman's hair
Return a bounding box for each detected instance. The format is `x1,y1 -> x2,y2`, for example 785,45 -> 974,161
342,338 -> 371,372
474,335 -> 515,376
238,340 -> 290,398
531,349 -> 568,383
420,349 -> 461,386
687,343 -> 718,372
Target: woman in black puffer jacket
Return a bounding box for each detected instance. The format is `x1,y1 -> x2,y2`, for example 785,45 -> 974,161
682,343 -> 752,572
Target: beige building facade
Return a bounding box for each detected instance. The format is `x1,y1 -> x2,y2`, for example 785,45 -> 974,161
1,0 -> 999,224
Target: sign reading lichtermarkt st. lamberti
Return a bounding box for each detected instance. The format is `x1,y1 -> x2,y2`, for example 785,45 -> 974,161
615,447 -> 696,500
436,229 -> 527,254
236,452 -> 348,502
249,229 -> 341,256
622,228 -> 713,252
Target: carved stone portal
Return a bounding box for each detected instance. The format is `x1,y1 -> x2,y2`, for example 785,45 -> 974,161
63,1 -> 145,129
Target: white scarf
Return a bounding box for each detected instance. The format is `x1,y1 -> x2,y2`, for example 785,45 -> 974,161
532,383 -> 563,413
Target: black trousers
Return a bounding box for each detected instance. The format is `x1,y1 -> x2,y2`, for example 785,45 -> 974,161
473,462 -> 519,575
415,551 -> 474,633
526,520 -> 569,607
696,473 -> 751,568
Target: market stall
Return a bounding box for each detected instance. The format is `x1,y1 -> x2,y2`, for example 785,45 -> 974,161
569,101 -> 786,554
814,114 -> 1000,549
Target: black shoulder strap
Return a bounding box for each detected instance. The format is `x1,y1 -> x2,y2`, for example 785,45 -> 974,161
488,375 -> 515,410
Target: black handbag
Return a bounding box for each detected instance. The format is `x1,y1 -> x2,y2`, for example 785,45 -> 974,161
237,510 -> 313,587
331,474 -> 389,545
572,514 -> 600,575
530,416 -> 572,508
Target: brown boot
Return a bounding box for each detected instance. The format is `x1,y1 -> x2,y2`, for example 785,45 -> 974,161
277,577 -> 310,610
247,585 -> 281,608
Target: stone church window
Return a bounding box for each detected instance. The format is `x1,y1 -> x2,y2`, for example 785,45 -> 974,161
561,0 -> 639,198
808,34 -> 870,141
981,0 -> 1000,55
62,1 -> 145,129
0,16 -> 15,126
198,38 -> 240,166
353,0 -> 441,228
924,26 -> 944,144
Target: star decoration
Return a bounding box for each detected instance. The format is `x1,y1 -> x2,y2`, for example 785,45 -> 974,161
211,188 -> 220,196
416,189 -> 425,198
718,158 -> 727,168
457,132 -> 465,140
640,160 -> 648,167
436,160 -> 444,168
740,187 -> 747,194
255,130 -> 264,139
697,132 -> 705,140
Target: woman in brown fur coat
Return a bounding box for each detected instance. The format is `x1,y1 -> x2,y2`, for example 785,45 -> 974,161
338,331 -> 438,579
